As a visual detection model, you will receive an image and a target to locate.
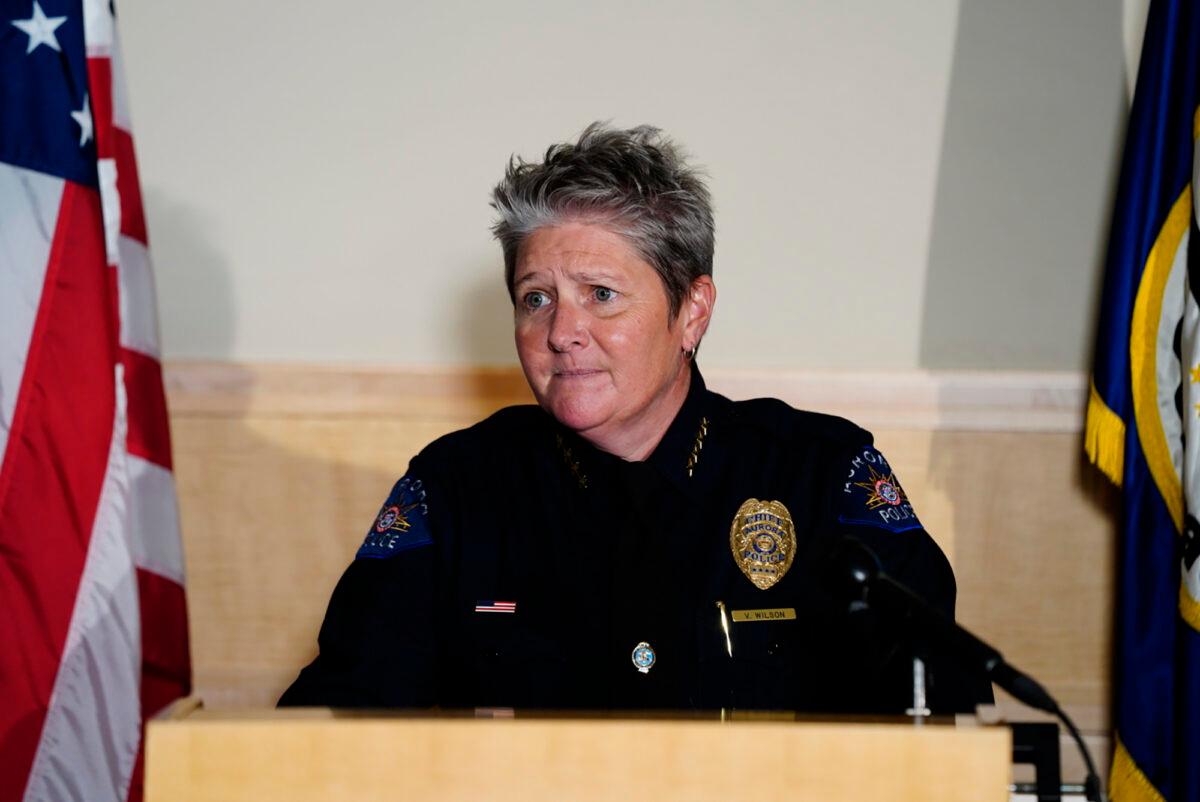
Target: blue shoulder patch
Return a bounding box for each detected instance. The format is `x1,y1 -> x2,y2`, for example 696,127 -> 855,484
836,446 -> 923,533
356,476 -> 433,559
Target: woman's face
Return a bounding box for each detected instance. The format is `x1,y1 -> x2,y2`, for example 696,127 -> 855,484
512,222 -> 707,451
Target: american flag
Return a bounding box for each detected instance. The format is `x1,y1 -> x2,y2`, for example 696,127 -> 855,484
475,601 -> 518,614
0,1 -> 191,800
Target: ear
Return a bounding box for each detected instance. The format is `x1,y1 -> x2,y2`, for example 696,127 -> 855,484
679,275 -> 716,351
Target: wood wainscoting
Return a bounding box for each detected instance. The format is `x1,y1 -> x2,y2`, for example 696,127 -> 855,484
165,362 -> 1113,777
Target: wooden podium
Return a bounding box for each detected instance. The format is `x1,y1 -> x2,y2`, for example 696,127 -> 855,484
145,699 -> 1011,802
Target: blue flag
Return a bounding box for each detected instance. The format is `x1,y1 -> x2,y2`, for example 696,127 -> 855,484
1087,2 -> 1200,800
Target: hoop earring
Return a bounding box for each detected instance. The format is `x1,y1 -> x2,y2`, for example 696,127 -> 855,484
683,346 -> 696,361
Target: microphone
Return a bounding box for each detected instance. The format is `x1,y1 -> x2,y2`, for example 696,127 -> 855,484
829,538 -> 1055,712
828,537 -> 1104,802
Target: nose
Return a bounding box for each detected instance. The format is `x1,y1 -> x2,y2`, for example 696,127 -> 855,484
547,301 -> 589,353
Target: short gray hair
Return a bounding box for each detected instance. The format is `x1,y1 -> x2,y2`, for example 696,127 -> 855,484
490,122 -> 714,318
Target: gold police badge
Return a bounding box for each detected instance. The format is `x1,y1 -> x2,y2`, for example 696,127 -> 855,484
730,499 -> 797,590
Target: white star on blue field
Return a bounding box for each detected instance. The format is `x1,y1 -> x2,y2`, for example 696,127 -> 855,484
2,0 -> 97,185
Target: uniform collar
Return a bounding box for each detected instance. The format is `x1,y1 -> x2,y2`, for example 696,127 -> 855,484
644,362 -> 714,484
551,362 -> 728,496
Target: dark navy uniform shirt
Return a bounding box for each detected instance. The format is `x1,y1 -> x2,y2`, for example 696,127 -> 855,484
279,367 -> 991,712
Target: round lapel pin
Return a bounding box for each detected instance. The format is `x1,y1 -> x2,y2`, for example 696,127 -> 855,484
631,641 -> 656,673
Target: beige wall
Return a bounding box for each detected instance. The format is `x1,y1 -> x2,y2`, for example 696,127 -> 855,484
115,0 -> 1141,778
120,0 -> 1136,371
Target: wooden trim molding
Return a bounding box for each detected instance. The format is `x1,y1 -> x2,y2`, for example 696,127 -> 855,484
705,369 -> 1087,433
163,361 -> 1087,433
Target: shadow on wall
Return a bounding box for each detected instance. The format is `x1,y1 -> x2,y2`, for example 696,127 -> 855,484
455,256 -> 520,367
916,0 -> 1126,771
145,187 -> 399,708
145,190 -> 236,361
918,0 -> 1126,372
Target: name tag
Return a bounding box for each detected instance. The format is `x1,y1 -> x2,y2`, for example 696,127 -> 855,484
731,607 -> 796,622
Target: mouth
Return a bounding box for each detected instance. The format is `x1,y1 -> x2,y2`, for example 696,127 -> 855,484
552,368 -> 604,379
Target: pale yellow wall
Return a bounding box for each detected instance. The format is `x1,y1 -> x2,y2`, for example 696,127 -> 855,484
118,0 -> 1134,371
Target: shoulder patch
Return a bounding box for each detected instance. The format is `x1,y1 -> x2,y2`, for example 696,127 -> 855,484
356,476 -> 433,559
836,446 -> 923,533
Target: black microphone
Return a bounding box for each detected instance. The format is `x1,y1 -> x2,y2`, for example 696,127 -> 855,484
829,537 -> 1056,712
829,537 -> 1103,802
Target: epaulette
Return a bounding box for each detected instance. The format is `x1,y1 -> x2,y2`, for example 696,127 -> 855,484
730,397 -> 872,448
415,404 -> 546,461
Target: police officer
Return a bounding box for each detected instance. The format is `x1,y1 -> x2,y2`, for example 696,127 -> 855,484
279,124 -> 991,712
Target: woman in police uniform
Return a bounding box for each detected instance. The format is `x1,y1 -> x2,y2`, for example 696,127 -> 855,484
279,124 -> 989,712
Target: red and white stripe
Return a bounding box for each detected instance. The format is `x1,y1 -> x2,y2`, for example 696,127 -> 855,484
0,2 -> 190,801
474,601 -> 518,614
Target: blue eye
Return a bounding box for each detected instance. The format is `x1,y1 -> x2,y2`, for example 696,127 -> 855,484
594,287 -> 616,302
524,291 -> 549,310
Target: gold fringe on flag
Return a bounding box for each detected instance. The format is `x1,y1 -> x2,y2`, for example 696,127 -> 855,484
1181,580 -> 1200,633
1085,380 -> 1125,487
1110,738 -> 1167,802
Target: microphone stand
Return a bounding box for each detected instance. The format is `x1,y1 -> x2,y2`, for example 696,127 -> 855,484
833,538 -> 1104,802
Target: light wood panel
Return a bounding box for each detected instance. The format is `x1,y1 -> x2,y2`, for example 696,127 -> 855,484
145,707 -> 1011,802
174,414 -> 466,707
166,362 -> 1114,772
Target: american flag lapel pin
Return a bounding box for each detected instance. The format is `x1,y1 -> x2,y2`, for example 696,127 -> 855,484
474,600 -> 517,614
